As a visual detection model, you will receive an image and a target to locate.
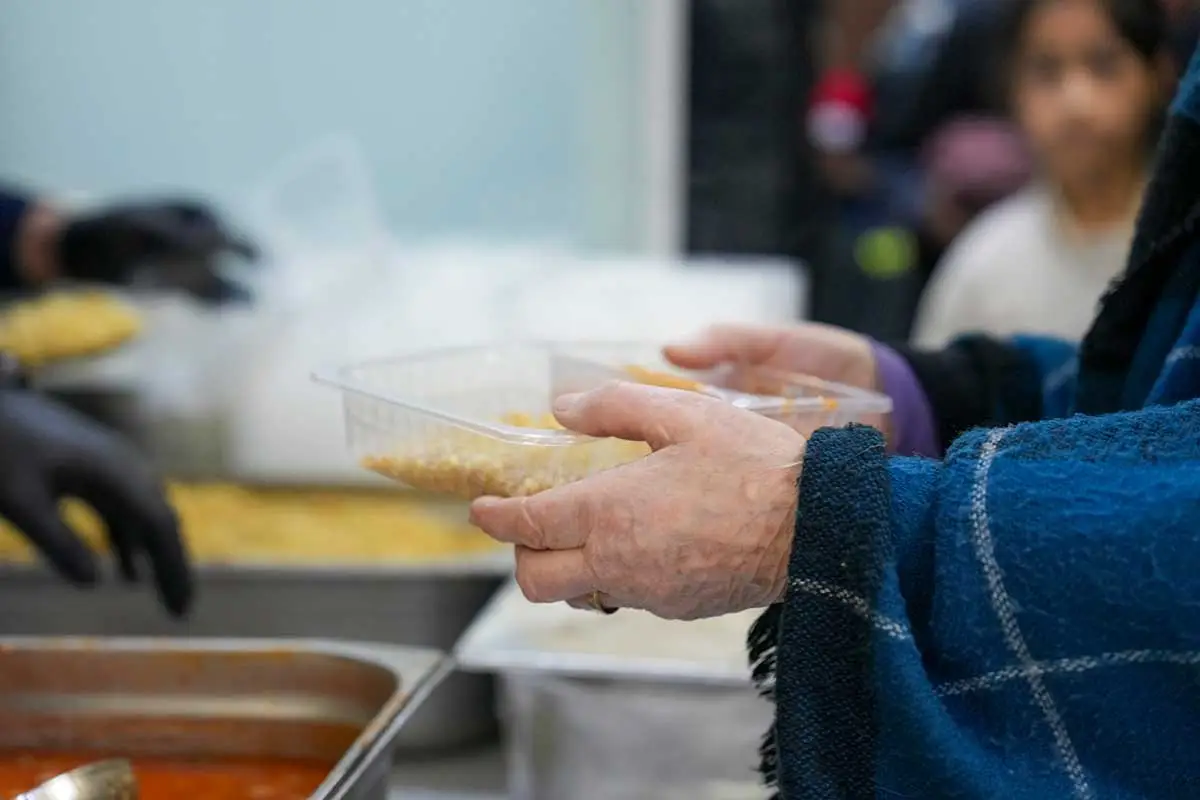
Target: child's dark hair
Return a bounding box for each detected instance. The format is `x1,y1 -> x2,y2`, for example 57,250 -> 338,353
1000,0 -> 1170,64
996,0 -> 1171,148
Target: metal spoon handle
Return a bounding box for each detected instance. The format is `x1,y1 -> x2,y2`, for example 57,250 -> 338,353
16,759 -> 137,800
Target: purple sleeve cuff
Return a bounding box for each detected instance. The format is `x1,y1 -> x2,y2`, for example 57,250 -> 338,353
871,342 -> 941,458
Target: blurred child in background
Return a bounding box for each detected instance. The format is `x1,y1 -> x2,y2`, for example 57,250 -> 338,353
912,0 -> 1175,346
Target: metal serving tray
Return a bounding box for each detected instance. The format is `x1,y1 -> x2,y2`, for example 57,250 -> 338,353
457,581 -> 758,686
456,583 -> 773,799
0,636 -> 451,800
0,486 -> 507,752
0,563 -> 504,753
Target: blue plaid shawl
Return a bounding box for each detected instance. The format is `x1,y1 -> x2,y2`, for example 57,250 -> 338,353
754,50 -> 1200,800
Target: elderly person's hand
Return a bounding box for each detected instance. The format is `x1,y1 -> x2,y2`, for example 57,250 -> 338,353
665,322 -> 876,391
468,381 -> 804,620
662,319 -> 878,383
665,322 -> 893,435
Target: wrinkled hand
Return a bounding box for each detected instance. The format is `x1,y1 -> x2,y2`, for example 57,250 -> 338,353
665,322 -> 876,391
665,322 -> 890,438
469,381 -> 804,620
59,199 -> 258,304
0,389 -> 193,615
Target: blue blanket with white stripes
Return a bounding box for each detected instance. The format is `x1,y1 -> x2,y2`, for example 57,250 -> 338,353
755,49 -> 1200,800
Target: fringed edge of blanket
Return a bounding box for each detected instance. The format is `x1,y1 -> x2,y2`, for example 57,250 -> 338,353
749,603 -> 783,800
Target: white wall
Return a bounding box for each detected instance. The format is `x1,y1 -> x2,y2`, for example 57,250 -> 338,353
0,0 -> 679,252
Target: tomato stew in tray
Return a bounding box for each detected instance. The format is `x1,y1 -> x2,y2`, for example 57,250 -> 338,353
0,638 -> 449,800
1,752 -> 332,799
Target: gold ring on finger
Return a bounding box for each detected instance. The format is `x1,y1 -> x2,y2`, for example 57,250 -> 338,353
588,590 -> 616,615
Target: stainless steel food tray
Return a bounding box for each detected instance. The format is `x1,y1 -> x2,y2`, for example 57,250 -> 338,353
456,584 -> 772,799
457,581 -> 757,686
0,636 -> 451,800
0,563 -> 506,752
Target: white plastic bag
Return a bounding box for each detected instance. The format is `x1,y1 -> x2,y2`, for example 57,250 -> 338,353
501,256 -> 805,342
243,133 -> 391,316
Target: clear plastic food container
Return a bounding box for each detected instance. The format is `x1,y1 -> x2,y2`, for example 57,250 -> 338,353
314,343 -> 891,500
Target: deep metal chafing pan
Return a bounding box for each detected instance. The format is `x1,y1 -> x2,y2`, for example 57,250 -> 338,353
0,637 -> 450,799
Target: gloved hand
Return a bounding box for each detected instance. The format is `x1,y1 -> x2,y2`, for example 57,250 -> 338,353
0,387 -> 193,615
58,199 -> 258,304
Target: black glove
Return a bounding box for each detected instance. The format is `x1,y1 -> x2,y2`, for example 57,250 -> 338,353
0,388 -> 193,615
58,199 -> 258,304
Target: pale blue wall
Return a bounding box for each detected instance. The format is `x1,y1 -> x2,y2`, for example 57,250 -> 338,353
0,0 -> 649,249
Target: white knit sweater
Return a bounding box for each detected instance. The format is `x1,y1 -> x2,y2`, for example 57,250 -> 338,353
912,185 -> 1135,347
